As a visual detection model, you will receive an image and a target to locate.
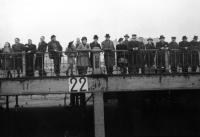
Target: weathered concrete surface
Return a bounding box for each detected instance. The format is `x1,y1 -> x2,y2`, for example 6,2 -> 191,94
0,75 -> 200,95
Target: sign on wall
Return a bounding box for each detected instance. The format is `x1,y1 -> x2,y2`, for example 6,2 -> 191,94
69,77 -> 88,92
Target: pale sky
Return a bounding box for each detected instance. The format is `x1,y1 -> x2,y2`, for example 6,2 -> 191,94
0,0 -> 200,48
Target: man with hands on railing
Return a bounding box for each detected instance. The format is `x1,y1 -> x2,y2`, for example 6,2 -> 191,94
179,36 -> 190,73
156,35 -> 169,73
127,34 -> 140,74
48,35 -> 63,76
24,39 -> 37,77
168,37 -> 179,73
12,38 -> 25,78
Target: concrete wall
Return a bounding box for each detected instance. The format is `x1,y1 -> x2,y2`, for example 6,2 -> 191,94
1,75 -> 200,95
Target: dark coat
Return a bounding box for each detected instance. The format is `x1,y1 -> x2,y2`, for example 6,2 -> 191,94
168,41 -> 179,68
24,44 -> 37,76
2,46 -> 13,70
36,41 -> 48,70
127,40 -> 140,69
48,40 -> 63,59
116,43 -> 128,67
102,40 -> 115,67
143,43 -> 156,67
90,41 -> 101,67
12,43 -> 25,70
179,41 -> 190,68
189,40 -> 199,67
156,41 -> 168,68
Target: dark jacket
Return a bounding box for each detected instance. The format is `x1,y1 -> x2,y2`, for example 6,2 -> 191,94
90,41 -> 101,66
116,43 -> 128,66
102,40 -> 115,67
48,40 -> 63,59
38,41 -> 48,53
179,41 -> 190,67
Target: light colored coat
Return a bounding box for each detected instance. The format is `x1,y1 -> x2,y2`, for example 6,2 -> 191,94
77,43 -> 90,67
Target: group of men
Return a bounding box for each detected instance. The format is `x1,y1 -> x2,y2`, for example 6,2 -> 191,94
0,34 -> 200,78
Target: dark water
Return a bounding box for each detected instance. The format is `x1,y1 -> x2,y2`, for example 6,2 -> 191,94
1,90 -> 200,137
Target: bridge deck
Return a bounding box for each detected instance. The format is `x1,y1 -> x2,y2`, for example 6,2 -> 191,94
1,73 -> 200,96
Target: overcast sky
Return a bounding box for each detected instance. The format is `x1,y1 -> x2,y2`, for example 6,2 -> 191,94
0,0 -> 200,48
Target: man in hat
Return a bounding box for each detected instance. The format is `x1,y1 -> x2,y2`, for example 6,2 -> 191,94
127,34 -> 140,74
48,35 -> 63,76
12,38 -> 25,77
123,34 -> 129,47
36,36 -> 48,77
155,35 -> 168,73
179,36 -> 190,73
116,38 -> 128,74
189,36 -> 199,72
102,34 -> 115,74
90,35 -> 101,69
168,37 -> 179,73
24,39 -> 37,77
143,38 -> 156,73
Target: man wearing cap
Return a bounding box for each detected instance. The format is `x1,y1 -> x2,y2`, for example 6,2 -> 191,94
127,34 -> 140,74
102,34 -> 115,75
179,36 -> 190,73
116,38 -> 128,74
24,39 -> 37,77
48,35 -> 63,76
168,37 -> 179,73
12,38 -> 25,77
144,38 -> 156,73
156,35 -> 168,73
189,36 -> 199,72
123,34 -> 129,47
90,35 -> 101,69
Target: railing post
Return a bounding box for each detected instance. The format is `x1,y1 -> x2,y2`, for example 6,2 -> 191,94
165,49 -> 170,72
94,91 -> 105,137
22,52 -> 26,77
93,50 -> 101,74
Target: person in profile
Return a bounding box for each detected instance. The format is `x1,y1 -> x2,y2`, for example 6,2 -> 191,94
65,41 -> 76,76
48,35 -> 63,76
12,38 -> 25,78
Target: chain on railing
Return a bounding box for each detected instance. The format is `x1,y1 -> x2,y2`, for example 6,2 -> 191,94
0,49 -> 199,78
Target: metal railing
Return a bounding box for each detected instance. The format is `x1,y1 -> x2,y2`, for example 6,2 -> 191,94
0,49 -> 200,78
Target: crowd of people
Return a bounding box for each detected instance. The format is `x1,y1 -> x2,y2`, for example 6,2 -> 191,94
0,34 -> 200,78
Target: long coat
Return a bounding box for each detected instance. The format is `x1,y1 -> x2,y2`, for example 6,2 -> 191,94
77,43 -> 90,67
12,43 -> 25,70
90,42 -> 101,67
127,40 -> 140,69
156,41 -> 168,68
189,40 -> 199,68
168,41 -> 179,69
2,46 -> 13,70
65,46 -> 77,65
101,40 -> 115,67
179,41 -> 190,68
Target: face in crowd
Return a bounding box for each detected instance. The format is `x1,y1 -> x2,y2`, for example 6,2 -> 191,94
82,39 -> 87,45
15,38 -> 20,44
40,36 -> 45,42
28,39 -> 32,45
131,35 -> 137,41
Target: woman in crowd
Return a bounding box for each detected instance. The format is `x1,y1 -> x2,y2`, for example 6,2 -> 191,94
65,41 -> 77,76
77,37 -> 90,75
2,42 -> 13,78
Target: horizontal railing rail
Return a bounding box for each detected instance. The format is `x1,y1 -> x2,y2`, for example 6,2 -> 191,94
0,49 -> 200,78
